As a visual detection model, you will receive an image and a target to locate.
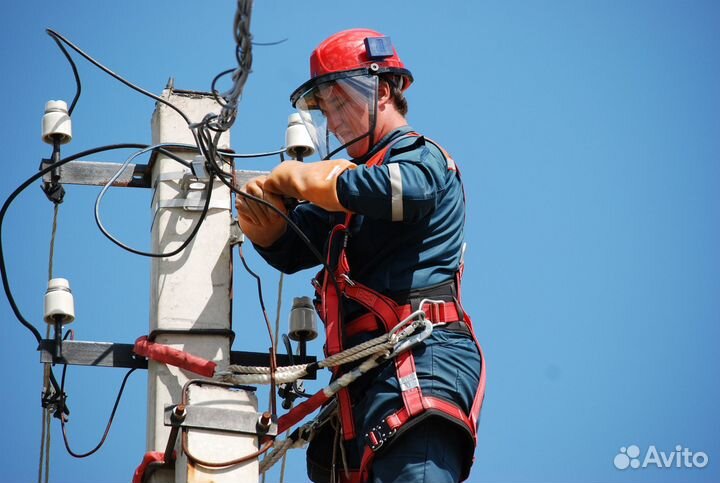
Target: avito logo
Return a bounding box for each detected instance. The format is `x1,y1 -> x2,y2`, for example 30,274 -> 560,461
614,444 -> 709,470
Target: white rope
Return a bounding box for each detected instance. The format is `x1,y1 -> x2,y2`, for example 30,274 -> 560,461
254,301 -> 445,477
258,422 -> 313,474
216,313 -> 430,387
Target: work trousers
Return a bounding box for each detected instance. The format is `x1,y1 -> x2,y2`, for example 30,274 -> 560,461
307,329 -> 482,482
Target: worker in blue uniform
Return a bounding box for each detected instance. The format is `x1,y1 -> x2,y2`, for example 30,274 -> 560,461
236,29 -> 486,483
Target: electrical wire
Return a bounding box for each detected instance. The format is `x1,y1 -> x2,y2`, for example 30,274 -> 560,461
60,367 -> 137,458
215,0 -> 253,131
251,38 -> 288,47
196,126 -> 347,330
46,29 -> 192,126
1,143 -> 151,344
93,143 -> 212,258
38,346 -> 52,483
221,147 -> 287,158
38,202 -> 60,483
210,68 -> 234,107
238,242 -> 278,417
198,126 -> 331,272
183,434 -> 274,468
47,203 -> 59,280
49,36 -> 81,116
45,28 -> 332,272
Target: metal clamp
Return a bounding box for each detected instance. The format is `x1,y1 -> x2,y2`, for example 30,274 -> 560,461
229,218 -> 245,246
163,404 -> 278,437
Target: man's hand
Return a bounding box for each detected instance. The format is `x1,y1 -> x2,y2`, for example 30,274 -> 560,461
235,175 -> 288,248
263,159 -> 356,212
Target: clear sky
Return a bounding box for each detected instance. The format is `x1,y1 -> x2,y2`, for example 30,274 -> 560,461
1,1 -> 719,482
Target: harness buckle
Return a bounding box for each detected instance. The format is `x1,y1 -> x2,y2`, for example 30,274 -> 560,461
365,419 -> 396,451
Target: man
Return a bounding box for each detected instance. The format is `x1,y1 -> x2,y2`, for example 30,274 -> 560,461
236,28 -> 486,483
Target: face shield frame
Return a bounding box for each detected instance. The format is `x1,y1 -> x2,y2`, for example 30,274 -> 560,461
290,66 -> 412,160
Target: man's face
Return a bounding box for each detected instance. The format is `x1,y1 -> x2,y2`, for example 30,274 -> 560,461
316,84 -> 371,158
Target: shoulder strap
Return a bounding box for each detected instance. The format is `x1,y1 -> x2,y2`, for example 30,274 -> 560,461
423,137 -> 459,173
365,131 -> 420,168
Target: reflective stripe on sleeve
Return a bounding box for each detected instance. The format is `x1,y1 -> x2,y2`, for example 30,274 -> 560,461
388,163 -> 404,221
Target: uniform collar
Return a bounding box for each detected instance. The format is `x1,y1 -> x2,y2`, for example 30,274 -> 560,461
352,125 -> 415,165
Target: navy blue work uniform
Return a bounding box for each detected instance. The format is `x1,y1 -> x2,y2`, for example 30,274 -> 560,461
256,126 -> 482,483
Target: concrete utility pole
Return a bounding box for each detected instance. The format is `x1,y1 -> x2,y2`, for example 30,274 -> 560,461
147,88 -> 258,483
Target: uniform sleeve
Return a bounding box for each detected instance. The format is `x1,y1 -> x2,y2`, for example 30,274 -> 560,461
336,142 -> 450,223
253,203 -> 332,274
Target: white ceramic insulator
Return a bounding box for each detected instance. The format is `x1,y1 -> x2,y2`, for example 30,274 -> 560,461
42,100 -> 73,145
288,296 -> 318,341
285,113 -> 315,160
44,278 -> 75,324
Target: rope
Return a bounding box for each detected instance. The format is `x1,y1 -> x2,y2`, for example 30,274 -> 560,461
217,315 -> 427,386
259,422 -> 313,474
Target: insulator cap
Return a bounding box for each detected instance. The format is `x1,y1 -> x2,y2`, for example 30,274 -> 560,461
44,278 -> 75,325
285,113 -> 315,160
42,100 -> 72,145
288,296 -> 317,341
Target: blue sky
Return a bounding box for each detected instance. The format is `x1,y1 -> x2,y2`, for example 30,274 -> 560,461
1,1 -> 719,482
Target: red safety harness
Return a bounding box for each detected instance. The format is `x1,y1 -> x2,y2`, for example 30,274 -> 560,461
314,133 -> 487,482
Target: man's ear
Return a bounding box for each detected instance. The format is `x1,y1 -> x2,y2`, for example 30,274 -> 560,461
377,79 -> 393,107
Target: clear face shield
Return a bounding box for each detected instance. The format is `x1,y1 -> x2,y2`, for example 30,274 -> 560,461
293,74 -> 379,160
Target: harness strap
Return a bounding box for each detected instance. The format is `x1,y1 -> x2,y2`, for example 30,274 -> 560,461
394,351 -> 425,418
464,313 -> 487,432
345,301 -> 462,338
352,394 -> 478,483
337,387 -> 356,440
343,284 -> 402,329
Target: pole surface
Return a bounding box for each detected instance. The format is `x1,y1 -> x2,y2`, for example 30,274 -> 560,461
147,88 -> 258,483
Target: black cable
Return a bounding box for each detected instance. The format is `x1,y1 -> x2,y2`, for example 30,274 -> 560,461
44,29 -> 327,267
199,128 -> 328,268
60,367 -> 137,458
195,122 -> 347,326
43,29 -> 320,262
238,242 -> 278,417
202,126 -> 347,330
221,147 -> 287,158
93,143 -> 212,258
39,29 -> 347,321
50,37 -> 81,115
210,68 -> 234,107
251,38 -> 288,47
0,144 -> 150,344
46,29 -> 192,126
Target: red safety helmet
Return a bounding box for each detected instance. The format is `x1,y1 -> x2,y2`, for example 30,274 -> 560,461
290,29 -> 413,159
291,28 -> 413,108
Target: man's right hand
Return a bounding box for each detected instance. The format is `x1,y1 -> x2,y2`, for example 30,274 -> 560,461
235,175 -> 288,248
